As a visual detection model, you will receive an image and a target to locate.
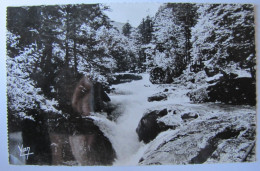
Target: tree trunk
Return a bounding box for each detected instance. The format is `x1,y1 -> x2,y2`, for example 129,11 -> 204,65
73,39 -> 78,75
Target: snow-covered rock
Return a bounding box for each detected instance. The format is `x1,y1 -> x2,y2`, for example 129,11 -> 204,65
109,73 -> 142,85
136,109 -> 172,143
187,87 -> 209,103
138,107 -> 256,165
181,112 -> 199,120
148,92 -> 167,102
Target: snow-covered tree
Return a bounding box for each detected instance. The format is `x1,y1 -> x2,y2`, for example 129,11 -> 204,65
191,4 -> 255,79
138,16 -> 153,44
7,32 -> 60,121
148,5 -> 187,77
166,3 -> 198,64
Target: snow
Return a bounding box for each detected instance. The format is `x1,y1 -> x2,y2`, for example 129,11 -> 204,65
90,73 -> 256,166
107,73 -> 157,165
191,4 -> 255,73
206,73 -> 223,82
139,106 -> 255,165
7,31 -> 61,119
91,73 -> 185,165
232,69 -> 252,78
6,3 -> 256,166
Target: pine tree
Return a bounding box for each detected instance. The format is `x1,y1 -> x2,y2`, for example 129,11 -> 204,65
138,16 -> 153,44
6,31 -> 60,121
150,5 -> 187,78
6,3 -> 141,121
191,4 -> 255,79
166,3 -> 198,65
122,22 -> 132,37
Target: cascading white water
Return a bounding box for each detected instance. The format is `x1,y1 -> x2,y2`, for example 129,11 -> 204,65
92,73 -> 158,165
90,73 -> 192,165
108,74 -> 155,165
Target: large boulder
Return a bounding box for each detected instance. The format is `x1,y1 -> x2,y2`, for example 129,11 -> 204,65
47,116 -> 116,166
207,77 -> 256,105
181,112 -> 199,120
109,74 -> 142,85
20,114 -> 117,166
187,87 -> 209,103
148,93 -> 167,102
188,77 -> 256,105
138,110 -> 256,165
136,109 -> 174,143
149,67 -> 173,84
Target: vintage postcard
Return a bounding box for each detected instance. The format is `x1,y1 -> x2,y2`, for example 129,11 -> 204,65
6,1 -> 256,166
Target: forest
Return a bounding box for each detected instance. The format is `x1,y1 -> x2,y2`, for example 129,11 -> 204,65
7,3 -> 256,166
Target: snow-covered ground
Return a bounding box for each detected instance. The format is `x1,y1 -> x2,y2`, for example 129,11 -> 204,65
91,73 -> 256,165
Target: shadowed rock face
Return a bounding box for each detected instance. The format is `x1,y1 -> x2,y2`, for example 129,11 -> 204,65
181,112 -> 198,120
22,116 -> 116,166
207,77 -> 256,105
188,77 -> 256,106
51,117 -> 116,166
136,109 -> 173,144
149,67 -> 173,84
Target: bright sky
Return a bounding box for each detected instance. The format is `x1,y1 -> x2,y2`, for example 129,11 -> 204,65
104,2 -> 162,27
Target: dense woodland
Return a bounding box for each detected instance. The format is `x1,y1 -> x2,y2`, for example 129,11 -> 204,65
7,3 -> 255,130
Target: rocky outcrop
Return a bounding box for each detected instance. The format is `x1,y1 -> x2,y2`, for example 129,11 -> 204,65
181,112 -> 199,120
109,74 -> 142,85
138,110 -> 256,165
187,87 -> 209,103
148,93 -> 167,102
22,116 -> 116,166
207,77 -> 256,105
136,109 -> 173,143
58,117 -> 116,166
188,77 -> 256,105
149,67 -> 173,84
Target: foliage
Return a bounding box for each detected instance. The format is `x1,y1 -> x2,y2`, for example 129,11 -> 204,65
6,32 -> 60,120
145,3 -> 198,79
6,3 -> 256,123
191,4 -> 255,79
6,4 -> 138,121
122,22 -> 132,37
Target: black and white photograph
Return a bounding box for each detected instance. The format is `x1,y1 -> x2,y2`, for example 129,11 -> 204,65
4,0 -> 257,168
